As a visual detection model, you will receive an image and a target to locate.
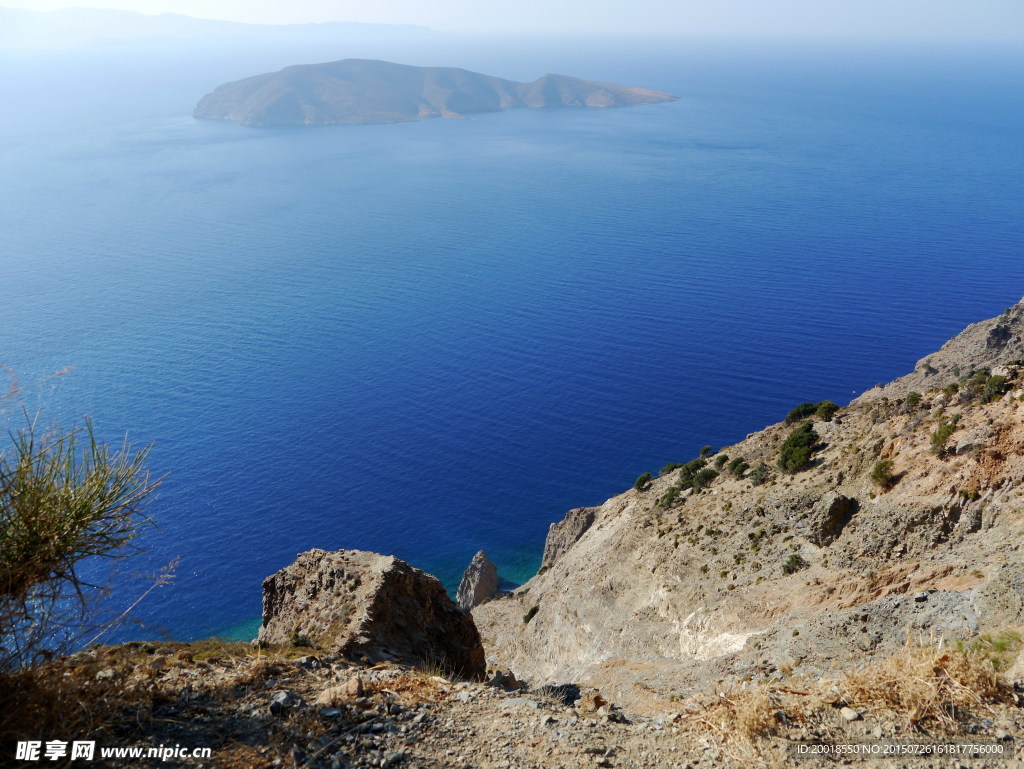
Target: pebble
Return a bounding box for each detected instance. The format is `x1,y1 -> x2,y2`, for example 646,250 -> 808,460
840,707 -> 861,722
499,698 -> 539,710
269,690 -> 305,716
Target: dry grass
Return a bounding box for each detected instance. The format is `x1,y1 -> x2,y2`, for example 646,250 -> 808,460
676,633 -> 1021,767
0,656 -> 131,754
839,636 -> 1014,729
678,684 -> 801,768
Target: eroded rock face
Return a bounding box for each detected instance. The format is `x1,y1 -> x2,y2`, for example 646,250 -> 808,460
806,493 -> 858,546
541,507 -> 597,569
456,550 -> 499,611
258,549 -> 486,680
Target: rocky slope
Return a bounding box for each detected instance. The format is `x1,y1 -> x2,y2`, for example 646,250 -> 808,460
474,299 -> 1024,713
193,59 -> 677,127
8,301 -> 1024,768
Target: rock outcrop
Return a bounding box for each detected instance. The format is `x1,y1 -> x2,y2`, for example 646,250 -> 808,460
541,506 -> 597,569
474,299 -> 1024,708
258,548 -> 486,680
193,58 -> 677,127
456,550 -> 499,611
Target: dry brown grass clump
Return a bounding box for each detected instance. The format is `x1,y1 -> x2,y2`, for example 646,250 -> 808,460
839,636 -> 1015,729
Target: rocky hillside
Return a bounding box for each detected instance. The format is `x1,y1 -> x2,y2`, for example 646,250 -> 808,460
474,299 -> 1024,712
7,301 -> 1024,768
193,59 -> 677,127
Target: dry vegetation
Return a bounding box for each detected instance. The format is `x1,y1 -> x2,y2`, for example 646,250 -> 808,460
674,633 -> 1022,766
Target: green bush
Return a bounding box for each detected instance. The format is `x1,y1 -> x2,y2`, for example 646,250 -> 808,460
714,454 -> 729,469
983,375 -> 1010,403
728,456 -> 749,477
871,459 -> 896,489
634,472 -> 652,491
659,487 -> 680,508
782,554 -> 808,575
748,462 -> 770,486
523,605 -> 539,624
785,402 -> 819,424
659,463 -> 682,477
931,422 -> 957,453
290,628 -> 312,648
786,400 -> 839,424
691,468 -> 719,492
778,422 -> 818,474
815,401 -> 839,421
905,391 -> 923,411
699,445 -> 714,458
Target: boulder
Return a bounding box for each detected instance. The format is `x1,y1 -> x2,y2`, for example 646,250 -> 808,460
456,550 -> 499,610
257,548 -> 486,680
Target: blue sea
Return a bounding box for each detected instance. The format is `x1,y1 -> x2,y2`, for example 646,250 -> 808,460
1,35 -> 1021,642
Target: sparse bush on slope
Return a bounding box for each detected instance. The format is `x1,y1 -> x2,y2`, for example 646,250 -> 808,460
0,417 -> 160,669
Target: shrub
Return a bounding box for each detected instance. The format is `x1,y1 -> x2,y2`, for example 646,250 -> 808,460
982,374 -> 1010,403
748,463 -> 770,486
0,419 -> 160,670
658,487 -> 680,508
785,402 -> 819,424
714,454 -> 729,469
781,554 -> 808,575
659,463 -> 682,477
905,391 -> 923,411
523,605 -> 539,624
870,459 -> 895,489
289,628 -> 312,648
815,401 -> 839,421
931,422 -> 957,453
691,468 -> 719,493
728,456 -> 749,477
778,422 -> 817,474
700,445 -> 714,458
634,472 -> 652,491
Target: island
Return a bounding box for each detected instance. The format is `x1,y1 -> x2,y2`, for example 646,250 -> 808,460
192,58 -> 678,127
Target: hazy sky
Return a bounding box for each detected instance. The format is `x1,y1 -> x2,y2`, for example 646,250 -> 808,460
4,0 -> 1024,37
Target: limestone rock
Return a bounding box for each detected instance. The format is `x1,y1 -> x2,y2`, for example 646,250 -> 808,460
542,506 -> 597,569
257,548 -> 486,680
806,493 -> 858,546
456,550 -> 499,610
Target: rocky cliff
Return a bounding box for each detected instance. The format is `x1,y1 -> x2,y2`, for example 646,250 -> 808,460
474,299 -> 1024,712
193,58 -> 677,127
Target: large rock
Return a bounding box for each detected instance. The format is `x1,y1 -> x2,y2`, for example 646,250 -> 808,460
456,550 -> 499,611
541,506 -> 597,569
257,549 -> 486,680
806,493 -> 859,546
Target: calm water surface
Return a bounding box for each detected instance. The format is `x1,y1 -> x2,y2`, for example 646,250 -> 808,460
0,38 -> 1021,640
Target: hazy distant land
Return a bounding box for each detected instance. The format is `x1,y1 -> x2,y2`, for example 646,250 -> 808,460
193,58 -> 678,127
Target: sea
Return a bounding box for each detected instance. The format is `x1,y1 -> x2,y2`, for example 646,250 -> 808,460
0,34 -> 1021,642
